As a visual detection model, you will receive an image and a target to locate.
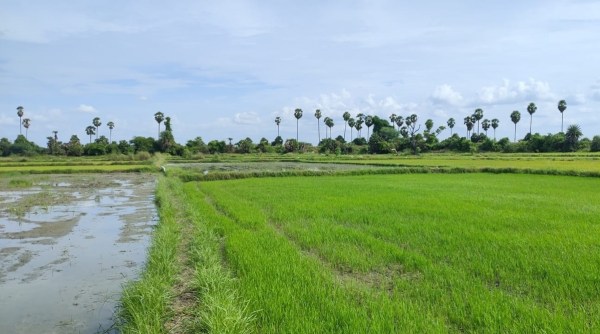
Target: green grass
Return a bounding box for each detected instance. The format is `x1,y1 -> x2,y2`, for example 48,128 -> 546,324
177,173 -> 600,333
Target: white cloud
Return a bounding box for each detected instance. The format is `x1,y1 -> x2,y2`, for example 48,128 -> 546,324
77,104 -> 96,113
590,81 -> 600,101
233,111 -> 260,125
431,84 -> 464,106
477,78 -> 555,105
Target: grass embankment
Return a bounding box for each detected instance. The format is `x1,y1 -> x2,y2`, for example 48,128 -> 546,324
0,155 -> 160,174
118,177 -> 253,333
143,173 -> 600,333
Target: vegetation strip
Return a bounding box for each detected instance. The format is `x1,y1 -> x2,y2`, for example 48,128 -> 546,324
118,177 -> 254,333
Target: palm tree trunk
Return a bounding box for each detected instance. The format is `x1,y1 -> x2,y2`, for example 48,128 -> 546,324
529,115 -> 532,135
514,124 -> 517,142
344,122 -> 347,141
277,125 -> 279,138
561,114 -> 564,133
317,120 -> 320,143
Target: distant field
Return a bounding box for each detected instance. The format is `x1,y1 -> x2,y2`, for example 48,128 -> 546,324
0,157 -> 155,173
171,173 -> 600,333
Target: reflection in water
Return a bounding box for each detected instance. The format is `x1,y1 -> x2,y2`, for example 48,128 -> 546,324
0,174 -> 157,334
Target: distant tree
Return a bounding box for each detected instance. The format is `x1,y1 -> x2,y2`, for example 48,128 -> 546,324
365,116 -> 374,139
85,125 -> 96,143
271,136 -> 283,146
564,124 -> 582,152
325,117 -> 334,139
107,121 -> 115,143
590,136 -> 600,152
347,118 -> 356,141
274,116 -> 281,138
22,118 -> 31,139
527,102 -> 537,135
447,118 -> 455,135
17,106 -> 24,135
130,136 -> 156,153
389,113 -> 397,130
343,111 -> 351,140
464,116 -> 474,138
294,108 -> 303,149
314,109 -> 322,143
405,114 -> 420,154
491,118 -> 500,140
66,135 -> 84,156
92,117 -> 102,139
558,100 -> 567,133
510,110 -> 521,142
481,119 -> 491,136
473,108 -> 484,135
154,111 -> 165,138
395,115 -> 404,129
355,120 -> 363,139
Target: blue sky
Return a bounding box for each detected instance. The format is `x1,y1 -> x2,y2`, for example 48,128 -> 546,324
1,0 -> 600,146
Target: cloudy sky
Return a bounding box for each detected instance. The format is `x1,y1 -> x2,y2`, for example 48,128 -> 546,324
1,0 -> 600,145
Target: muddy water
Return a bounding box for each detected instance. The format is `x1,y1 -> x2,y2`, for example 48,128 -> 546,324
0,173 -> 157,334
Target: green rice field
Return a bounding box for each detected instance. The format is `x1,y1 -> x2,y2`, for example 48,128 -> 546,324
123,168 -> 600,333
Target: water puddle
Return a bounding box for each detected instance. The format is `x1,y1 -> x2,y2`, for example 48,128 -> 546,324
0,173 -> 157,334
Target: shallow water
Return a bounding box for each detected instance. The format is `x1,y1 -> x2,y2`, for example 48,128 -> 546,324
0,174 -> 157,334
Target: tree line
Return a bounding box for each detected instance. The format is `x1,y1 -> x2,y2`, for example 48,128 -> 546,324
2,101 -> 600,157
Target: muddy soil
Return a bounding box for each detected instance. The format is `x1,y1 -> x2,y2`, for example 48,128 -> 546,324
0,173 -> 157,334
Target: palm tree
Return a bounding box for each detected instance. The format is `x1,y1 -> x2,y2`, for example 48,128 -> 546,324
294,108 -> 303,147
558,100 -> 567,133
324,117 -> 334,139
447,118 -> 455,135
17,106 -> 24,135
481,119 -> 491,136
473,108 -> 484,134
355,121 -> 363,139
395,116 -> 404,129
107,121 -> 115,142
389,113 -> 397,130
464,116 -> 474,138
565,124 -> 582,152
527,102 -> 537,135
365,116 -> 374,139
22,118 -> 31,139
85,125 -> 95,143
314,109 -> 322,143
154,111 -> 165,138
491,119 -> 500,140
510,110 -> 521,142
274,116 -> 281,137
347,118 -> 356,141
343,111 -> 351,140
92,117 -> 102,139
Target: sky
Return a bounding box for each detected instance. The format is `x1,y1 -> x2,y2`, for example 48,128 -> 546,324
1,0 -> 600,146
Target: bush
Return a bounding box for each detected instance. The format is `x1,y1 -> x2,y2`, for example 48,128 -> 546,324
591,136 -> 600,152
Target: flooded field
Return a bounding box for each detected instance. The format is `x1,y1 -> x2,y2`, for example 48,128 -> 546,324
0,173 -> 157,334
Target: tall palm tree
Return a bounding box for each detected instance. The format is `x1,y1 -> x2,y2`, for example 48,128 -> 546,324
274,116 -> 281,137
365,116 -> 374,139
92,117 -> 102,139
395,116 -> 404,129
85,125 -> 95,143
154,111 -> 165,138
17,106 -> 24,135
314,109 -> 322,143
481,119 -> 491,136
355,121 -> 363,139
389,113 -> 397,130
473,108 -> 484,134
510,110 -> 521,142
527,102 -> 537,135
107,121 -> 115,142
464,116 -> 474,138
491,119 -> 500,140
558,100 -> 567,133
347,118 -> 356,141
324,117 -> 334,139
294,108 -> 303,147
447,118 -> 455,135
343,111 -> 351,140
22,118 -> 31,139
